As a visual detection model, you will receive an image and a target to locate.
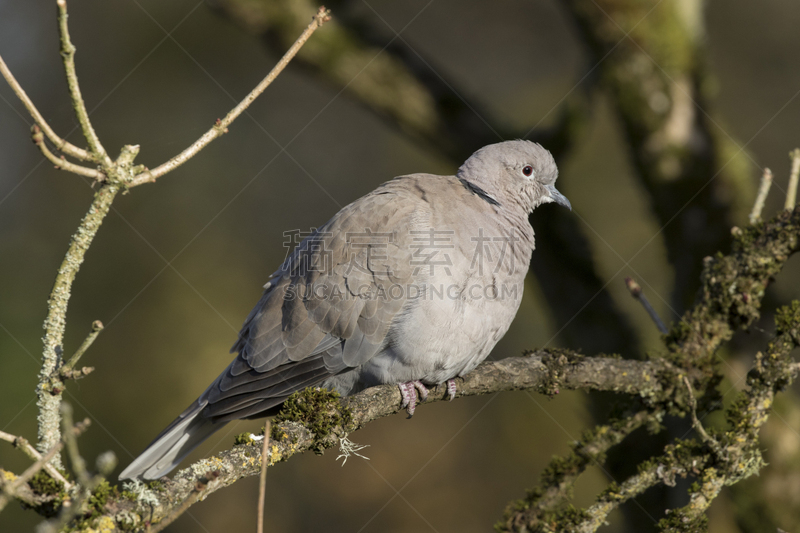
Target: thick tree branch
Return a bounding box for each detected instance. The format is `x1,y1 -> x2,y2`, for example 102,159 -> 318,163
562,0 -> 755,309
74,352 -> 669,531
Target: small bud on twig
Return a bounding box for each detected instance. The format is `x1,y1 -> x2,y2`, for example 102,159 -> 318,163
31,125 -> 44,144
625,277 -> 668,334
59,320 -> 103,380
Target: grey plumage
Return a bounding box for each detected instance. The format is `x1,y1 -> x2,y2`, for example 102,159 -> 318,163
119,140 -> 569,480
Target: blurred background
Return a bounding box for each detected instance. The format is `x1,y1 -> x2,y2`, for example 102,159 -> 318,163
1,0 -> 799,531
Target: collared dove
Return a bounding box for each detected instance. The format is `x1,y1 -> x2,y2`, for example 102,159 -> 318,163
119,140 -> 570,480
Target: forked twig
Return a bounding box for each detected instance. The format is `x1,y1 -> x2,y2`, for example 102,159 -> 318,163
31,126 -> 104,180
0,55 -> 91,162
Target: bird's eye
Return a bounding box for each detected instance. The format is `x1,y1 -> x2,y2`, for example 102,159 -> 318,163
522,165 -> 534,177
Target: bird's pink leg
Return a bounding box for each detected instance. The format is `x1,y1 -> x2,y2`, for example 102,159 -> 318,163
446,379 -> 457,400
398,381 -> 429,416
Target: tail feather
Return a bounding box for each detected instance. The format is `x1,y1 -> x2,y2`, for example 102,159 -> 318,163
119,401 -> 225,480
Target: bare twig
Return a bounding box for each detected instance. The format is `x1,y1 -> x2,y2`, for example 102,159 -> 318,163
56,0 -> 110,166
787,149 -> 800,211
60,320 -> 103,378
682,376 -> 724,458
0,55 -> 92,161
0,431 -> 70,487
31,126 -> 104,180
750,167 -> 773,224
130,6 -> 332,187
257,420 -> 271,533
624,277 -> 668,334
61,404 -> 89,488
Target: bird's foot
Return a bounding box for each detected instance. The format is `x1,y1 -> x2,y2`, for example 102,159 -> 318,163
446,379 -> 457,401
399,380 -> 429,417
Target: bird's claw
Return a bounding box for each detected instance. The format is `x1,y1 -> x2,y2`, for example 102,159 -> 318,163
399,380 -> 429,417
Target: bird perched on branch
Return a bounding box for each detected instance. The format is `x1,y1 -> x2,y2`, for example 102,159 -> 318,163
120,140 -> 570,480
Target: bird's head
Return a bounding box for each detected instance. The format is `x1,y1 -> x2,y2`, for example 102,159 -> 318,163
456,140 -> 570,214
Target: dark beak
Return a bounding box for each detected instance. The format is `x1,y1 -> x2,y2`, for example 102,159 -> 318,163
546,184 -> 572,211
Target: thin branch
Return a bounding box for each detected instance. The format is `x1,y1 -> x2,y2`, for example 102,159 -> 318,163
257,420 -> 271,533
625,277 -> 668,334
683,376 -> 724,459
0,431 -> 70,487
31,126 -> 105,180
60,320 -> 103,378
0,54 -> 92,161
787,149 -> 800,211
129,6 -> 332,187
61,404 -> 89,488
749,167 -> 773,224
56,0 -> 110,166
